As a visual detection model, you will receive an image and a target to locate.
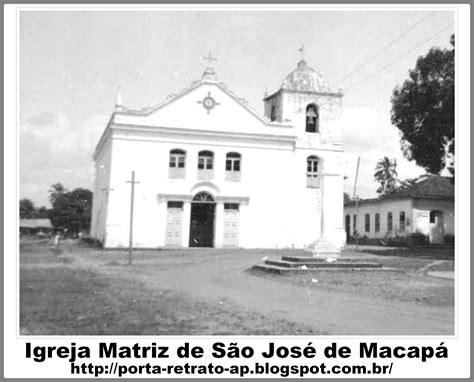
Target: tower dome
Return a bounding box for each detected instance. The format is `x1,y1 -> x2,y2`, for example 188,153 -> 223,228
281,59 -> 331,93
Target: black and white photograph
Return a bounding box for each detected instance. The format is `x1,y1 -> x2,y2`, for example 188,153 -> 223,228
16,6 -> 458,339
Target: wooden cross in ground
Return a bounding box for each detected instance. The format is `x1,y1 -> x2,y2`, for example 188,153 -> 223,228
126,171 -> 140,265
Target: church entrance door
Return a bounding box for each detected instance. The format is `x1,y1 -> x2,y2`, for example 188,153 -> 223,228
189,192 -> 216,248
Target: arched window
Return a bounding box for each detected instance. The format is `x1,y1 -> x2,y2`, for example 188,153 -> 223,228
306,155 -> 321,188
399,211 -> 406,231
193,192 -> 214,202
365,214 -> 370,232
375,213 -> 380,232
305,104 -> 319,133
198,150 -> 214,180
169,149 -> 186,178
387,212 -> 393,232
270,106 -> 276,122
225,152 -> 241,182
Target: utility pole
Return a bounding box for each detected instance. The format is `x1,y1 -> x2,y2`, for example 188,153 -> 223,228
126,171 -> 140,265
352,157 -> 361,251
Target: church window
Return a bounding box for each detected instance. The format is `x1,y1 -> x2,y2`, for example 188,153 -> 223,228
305,104 -> 319,133
225,152 -> 241,182
387,212 -> 393,231
365,214 -> 370,232
169,149 -> 186,179
375,213 -> 380,232
399,211 -> 406,232
270,106 -> 276,122
306,155 -> 321,188
198,150 -> 214,180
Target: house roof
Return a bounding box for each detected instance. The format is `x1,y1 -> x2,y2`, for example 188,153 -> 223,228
19,219 -> 53,228
345,176 -> 454,206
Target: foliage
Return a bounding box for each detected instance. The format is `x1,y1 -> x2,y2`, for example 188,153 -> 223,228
49,183 -> 67,205
19,198 -> 49,219
391,35 -> 454,175
343,192 -> 352,204
374,157 -> 399,195
49,186 -> 93,235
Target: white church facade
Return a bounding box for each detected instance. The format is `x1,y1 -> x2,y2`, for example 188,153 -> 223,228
90,56 -> 346,249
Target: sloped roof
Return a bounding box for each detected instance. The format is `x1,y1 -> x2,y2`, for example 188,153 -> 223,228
20,219 -> 53,228
117,79 -> 284,126
345,176 -> 454,206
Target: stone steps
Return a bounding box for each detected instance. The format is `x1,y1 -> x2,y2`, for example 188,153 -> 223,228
265,259 -> 383,269
252,263 -> 395,275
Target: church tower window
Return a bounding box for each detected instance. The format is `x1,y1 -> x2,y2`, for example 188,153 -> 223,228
306,155 -> 321,188
305,104 -> 319,133
225,152 -> 241,182
169,149 -> 186,179
270,106 -> 276,122
198,150 -> 214,180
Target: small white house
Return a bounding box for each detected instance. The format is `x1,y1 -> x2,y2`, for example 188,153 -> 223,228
90,57 -> 346,249
344,176 -> 454,244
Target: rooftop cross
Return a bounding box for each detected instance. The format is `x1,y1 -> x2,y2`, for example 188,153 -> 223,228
298,44 -> 305,60
204,51 -> 217,66
201,52 -> 218,81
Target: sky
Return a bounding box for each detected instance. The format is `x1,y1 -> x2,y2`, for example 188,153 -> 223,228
19,8 -> 455,207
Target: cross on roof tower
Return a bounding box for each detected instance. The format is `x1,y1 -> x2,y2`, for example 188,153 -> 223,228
201,51 -> 218,81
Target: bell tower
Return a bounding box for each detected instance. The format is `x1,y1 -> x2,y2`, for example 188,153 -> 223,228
263,58 -> 343,144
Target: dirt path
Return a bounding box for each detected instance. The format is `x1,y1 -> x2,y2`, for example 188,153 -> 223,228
76,249 -> 454,335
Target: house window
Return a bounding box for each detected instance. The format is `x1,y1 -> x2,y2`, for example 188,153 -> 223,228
387,212 -> 393,231
305,104 -> 319,133
365,214 -> 370,232
375,213 -> 380,232
353,214 -> 357,234
400,211 -> 406,232
169,149 -> 186,178
270,106 -> 276,122
306,155 -> 321,188
225,152 -> 241,182
429,211 -> 436,223
197,150 -> 214,180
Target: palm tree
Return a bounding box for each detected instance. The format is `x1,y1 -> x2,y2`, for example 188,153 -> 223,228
374,157 -> 399,195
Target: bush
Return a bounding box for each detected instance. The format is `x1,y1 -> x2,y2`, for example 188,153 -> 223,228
444,234 -> 455,245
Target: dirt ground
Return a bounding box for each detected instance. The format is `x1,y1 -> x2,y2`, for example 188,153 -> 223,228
20,240 -> 454,336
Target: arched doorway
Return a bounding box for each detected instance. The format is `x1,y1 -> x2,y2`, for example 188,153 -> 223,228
429,210 -> 445,244
189,192 -> 216,247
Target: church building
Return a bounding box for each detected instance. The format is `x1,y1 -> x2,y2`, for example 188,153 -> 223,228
90,54 -> 346,249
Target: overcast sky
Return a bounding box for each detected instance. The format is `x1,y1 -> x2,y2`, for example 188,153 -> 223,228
19,8 -> 455,207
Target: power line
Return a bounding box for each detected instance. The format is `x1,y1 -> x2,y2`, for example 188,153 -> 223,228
336,12 -> 435,86
344,22 -> 454,92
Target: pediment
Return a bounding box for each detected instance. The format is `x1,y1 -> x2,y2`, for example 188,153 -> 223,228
114,82 -> 288,135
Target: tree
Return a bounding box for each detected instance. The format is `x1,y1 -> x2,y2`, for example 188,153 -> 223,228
374,157 -> 399,195
391,34 -> 454,175
49,186 -> 93,236
343,192 -> 352,204
19,199 -> 36,218
49,183 -> 67,205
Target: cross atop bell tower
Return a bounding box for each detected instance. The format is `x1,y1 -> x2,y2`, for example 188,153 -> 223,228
201,51 -> 218,81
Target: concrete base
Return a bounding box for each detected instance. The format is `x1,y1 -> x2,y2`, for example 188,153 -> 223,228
305,237 -> 341,257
